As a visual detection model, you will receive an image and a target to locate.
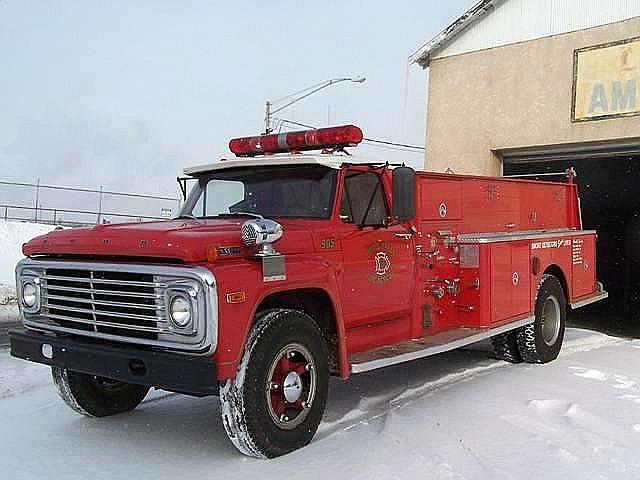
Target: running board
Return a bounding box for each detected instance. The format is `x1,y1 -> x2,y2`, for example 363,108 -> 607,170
570,287 -> 608,309
349,316 -> 534,374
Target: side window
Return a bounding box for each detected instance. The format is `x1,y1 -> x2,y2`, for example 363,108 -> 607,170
339,171 -> 388,226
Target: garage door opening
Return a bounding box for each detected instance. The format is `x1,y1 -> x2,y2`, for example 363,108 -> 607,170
504,155 -> 640,337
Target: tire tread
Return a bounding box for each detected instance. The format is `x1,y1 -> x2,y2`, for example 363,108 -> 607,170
490,331 -> 522,363
51,367 -> 149,417
516,274 -> 566,364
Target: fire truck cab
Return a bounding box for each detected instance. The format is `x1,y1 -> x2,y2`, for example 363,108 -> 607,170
10,125 -> 607,458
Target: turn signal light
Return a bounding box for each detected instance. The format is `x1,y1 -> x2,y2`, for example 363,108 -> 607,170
226,291 -> 247,304
229,125 -> 363,157
206,244 -> 219,263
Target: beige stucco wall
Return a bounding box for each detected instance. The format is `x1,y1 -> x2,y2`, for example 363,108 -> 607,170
424,16 -> 640,176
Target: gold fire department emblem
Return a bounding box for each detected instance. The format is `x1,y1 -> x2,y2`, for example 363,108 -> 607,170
367,241 -> 395,285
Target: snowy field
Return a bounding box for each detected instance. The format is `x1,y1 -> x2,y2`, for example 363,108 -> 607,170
2,328 -> 639,479
0,220 -> 54,303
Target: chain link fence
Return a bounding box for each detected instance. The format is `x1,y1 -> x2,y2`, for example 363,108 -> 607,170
0,180 -> 182,227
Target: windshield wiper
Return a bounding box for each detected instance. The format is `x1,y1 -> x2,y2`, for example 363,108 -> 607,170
218,212 -> 264,219
174,214 -> 199,220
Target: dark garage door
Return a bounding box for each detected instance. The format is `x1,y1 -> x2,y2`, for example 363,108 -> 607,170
505,155 -> 640,334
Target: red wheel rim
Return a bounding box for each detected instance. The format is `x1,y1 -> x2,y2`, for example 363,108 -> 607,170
265,343 -> 316,430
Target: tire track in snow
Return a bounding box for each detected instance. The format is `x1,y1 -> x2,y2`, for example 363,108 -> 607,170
316,330 -> 619,442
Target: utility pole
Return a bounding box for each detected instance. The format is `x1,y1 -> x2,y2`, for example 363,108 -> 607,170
34,178 -> 40,222
264,101 -> 272,135
97,185 -> 103,224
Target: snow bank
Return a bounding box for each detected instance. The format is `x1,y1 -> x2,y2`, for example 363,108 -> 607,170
0,220 -> 54,303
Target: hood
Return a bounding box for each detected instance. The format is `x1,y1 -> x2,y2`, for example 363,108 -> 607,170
22,218 -> 314,262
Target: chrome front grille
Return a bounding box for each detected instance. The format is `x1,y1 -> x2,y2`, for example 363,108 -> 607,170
17,259 -> 218,353
42,268 -> 167,340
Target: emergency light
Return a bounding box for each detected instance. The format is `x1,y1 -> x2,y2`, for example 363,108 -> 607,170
229,124 -> 363,157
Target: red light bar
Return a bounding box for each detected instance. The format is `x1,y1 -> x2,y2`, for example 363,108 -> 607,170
229,124 -> 363,157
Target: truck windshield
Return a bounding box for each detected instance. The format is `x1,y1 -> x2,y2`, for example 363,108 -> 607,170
180,165 -> 338,219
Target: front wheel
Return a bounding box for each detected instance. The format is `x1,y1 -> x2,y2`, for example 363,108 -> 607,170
517,274 -> 567,363
220,309 -> 329,458
52,367 -> 149,417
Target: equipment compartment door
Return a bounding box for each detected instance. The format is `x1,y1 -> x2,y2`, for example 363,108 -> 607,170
511,242 -> 531,316
490,243 -> 512,322
572,234 -> 596,298
490,241 -> 531,323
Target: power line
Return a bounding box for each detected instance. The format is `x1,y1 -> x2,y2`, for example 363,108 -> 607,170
362,138 -> 425,151
273,118 -> 425,152
361,141 -> 425,154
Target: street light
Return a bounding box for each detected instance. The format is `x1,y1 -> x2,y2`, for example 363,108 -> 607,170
264,75 -> 366,134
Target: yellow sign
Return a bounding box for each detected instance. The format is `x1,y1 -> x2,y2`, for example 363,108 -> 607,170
572,37 -> 639,122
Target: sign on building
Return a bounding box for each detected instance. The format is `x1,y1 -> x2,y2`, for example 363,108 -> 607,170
572,37 -> 639,122
160,208 -> 172,218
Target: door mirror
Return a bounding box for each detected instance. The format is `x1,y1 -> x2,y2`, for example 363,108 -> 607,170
392,166 -> 416,221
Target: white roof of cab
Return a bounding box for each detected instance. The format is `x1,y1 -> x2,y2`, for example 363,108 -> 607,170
183,154 -> 379,176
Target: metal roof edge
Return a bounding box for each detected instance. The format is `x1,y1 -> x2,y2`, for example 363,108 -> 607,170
408,0 -> 505,68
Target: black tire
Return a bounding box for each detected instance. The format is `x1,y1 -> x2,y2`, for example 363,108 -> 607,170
52,367 -> 150,417
220,309 -> 329,458
517,274 -> 566,363
490,331 -> 523,363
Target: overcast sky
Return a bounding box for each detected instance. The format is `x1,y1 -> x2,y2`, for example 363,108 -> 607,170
0,0 -> 471,213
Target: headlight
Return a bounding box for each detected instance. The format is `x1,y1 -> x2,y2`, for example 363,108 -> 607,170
169,295 -> 192,328
22,283 -> 37,307
21,279 -> 40,312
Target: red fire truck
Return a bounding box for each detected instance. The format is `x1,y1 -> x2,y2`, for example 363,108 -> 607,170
10,125 -> 607,458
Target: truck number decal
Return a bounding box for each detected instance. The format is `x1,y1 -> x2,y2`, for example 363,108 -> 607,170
320,237 -> 336,249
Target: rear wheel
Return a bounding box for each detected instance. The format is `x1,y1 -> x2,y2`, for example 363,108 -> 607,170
220,309 -> 329,458
517,274 -> 566,363
52,367 -> 149,417
490,331 -> 522,363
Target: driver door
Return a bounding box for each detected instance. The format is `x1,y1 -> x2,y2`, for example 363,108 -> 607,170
336,169 -> 415,329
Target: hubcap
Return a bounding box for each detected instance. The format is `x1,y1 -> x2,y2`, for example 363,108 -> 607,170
541,295 -> 561,346
266,343 -> 316,430
283,371 -> 303,403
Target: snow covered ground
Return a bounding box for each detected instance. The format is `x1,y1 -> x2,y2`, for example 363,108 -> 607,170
1,328 -> 639,479
0,220 -> 54,303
